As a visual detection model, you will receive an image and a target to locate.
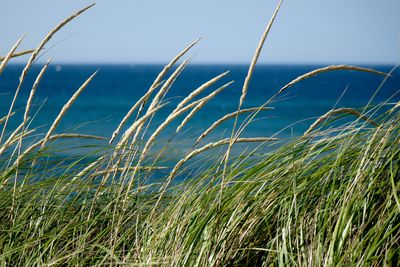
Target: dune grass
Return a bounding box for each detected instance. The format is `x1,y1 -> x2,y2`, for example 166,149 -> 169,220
0,2 -> 399,266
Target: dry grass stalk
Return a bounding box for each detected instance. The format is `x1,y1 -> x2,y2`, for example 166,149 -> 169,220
139,81 -> 234,164
116,103 -> 169,149
24,3 -> 94,68
0,4 -> 95,145
194,107 -> 273,146
176,80 -> 244,134
17,59 -> 51,171
0,123 -> 34,156
48,133 -> 106,141
89,166 -> 167,177
41,71 -> 98,148
134,59 -> 191,155
176,100 -> 207,133
109,80 -> 164,144
99,104 -> 171,183
74,155 -> 106,181
135,59 -> 191,150
174,71 -> 230,112
239,0 -> 283,109
0,34 -> 26,75
304,108 -> 379,135
113,101 -> 169,186
0,49 -> 34,63
169,137 -> 278,181
276,65 -> 388,96
112,57 -> 190,147
394,101 -> 400,114
146,38 -> 200,95
222,0 -> 283,199
110,39 -> 200,144
137,39 -> 200,115
186,81 -> 235,111
147,58 -> 191,113
0,112 -> 15,125
27,133 -> 106,154
23,58 -> 51,125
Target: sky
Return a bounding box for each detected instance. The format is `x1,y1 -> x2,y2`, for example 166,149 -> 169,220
1,0 -> 399,64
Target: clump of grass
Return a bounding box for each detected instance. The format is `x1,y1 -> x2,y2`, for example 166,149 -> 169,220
0,2 -> 399,266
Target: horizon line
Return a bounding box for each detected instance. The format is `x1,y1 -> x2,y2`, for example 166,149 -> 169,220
6,61 -> 399,67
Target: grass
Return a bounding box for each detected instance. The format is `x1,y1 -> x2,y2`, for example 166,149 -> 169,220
0,2 -> 399,266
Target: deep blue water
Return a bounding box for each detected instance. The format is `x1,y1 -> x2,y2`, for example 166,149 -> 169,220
1,64 -> 399,153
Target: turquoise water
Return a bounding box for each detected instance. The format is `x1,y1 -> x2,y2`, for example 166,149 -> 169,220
1,64 -> 399,151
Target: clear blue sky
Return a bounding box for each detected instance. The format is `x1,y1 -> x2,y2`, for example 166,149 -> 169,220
1,0 -> 399,64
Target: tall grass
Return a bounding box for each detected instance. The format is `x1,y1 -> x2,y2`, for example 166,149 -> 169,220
0,2 -> 399,266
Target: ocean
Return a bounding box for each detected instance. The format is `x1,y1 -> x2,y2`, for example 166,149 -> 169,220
1,64 -> 399,155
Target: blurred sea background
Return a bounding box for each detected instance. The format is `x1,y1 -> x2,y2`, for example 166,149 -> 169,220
1,64 -> 399,157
